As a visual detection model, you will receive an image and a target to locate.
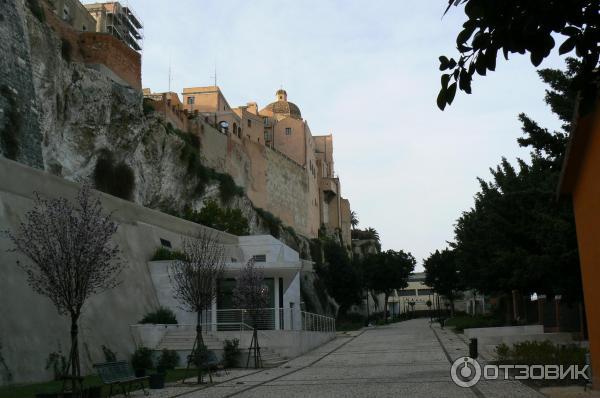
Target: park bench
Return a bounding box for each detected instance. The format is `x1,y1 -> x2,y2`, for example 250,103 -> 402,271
94,361 -> 149,397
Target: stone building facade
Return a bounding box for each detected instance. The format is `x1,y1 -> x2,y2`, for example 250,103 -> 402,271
149,87 -> 352,240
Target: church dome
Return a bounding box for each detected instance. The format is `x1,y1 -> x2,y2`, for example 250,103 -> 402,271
265,89 -> 302,119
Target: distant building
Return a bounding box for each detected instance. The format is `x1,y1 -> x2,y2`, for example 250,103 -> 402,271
388,272 -> 439,316
84,2 -> 143,51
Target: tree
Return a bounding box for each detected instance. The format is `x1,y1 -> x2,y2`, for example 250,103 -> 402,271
449,61 -> 582,309
7,185 -> 122,392
363,250 -> 416,322
169,231 -> 225,383
232,259 -> 270,368
437,0 -> 599,109
318,240 -> 363,315
350,211 -> 359,230
424,249 -> 463,317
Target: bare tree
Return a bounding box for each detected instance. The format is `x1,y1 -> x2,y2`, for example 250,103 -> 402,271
232,259 -> 269,368
7,184 -> 122,392
168,231 -> 225,383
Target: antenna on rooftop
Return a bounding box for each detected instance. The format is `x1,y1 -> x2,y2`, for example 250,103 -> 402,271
168,55 -> 172,92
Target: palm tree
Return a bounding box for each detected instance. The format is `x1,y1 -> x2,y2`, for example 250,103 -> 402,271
350,211 -> 359,230
367,227 -> 380,242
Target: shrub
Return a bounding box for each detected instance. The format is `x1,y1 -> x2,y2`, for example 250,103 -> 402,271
223,339 -> 240,368
142,98 -> 155,115
101,345 -> 117,362
181,200 -> 250,236
61,39 -> 72,62
131,346 -> 153,370
217,173 -> 243,203
255,208 -> 282,238
157,349 -> 179,370
496,340 -> 587,366
444,314 -> 503,332
151,247 -> 186,261
26,0 -> 45,22
140,307 -> 178,325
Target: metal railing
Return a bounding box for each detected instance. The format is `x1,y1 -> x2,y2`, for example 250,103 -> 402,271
176,308 -> 335,333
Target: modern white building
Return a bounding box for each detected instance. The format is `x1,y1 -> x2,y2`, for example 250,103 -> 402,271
388,272 -> 439,316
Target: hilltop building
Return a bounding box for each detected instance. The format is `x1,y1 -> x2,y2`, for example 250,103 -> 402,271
149,87 -> 353,242
84,2 -> 143,51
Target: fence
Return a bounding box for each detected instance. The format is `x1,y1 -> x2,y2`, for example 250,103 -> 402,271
190,308 -> 335,333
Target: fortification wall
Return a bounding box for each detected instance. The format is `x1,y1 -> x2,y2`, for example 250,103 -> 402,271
0,157 -> 236,384
199,125 -> 318,237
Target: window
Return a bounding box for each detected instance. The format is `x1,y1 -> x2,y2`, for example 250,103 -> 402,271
285,127 -> 292,136
238,127 -> 242,137
397,289 -> 417,296
187,96 -> 194,105
252,254 -> 267,262
417,289 -> 433,296
247,119 -> 252,128
264,131 -> 271,141
263,118 -> 269,126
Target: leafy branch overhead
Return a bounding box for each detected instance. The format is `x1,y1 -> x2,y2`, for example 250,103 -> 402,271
437,0 -> 599,110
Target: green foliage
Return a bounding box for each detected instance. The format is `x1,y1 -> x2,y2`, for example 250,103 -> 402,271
189,344 -> 209,367
168,124 -> 244,201
255,207 -> 282,238
445,61 -> 582,302
45,350 -> 67,381
26,0 -> 45,22
60,39 -> 71,62
151,247 -> 186,261
131,346 -> 153,370
495,340 -> 587,367
316,240 -> 362,314
182,200 -> 250,236
0,85 -> 20,160
93,149 -> 135,201
444,314 -> 503,332
142,98 -> 155,115
362,250 -> 415,321
222,339 -> 240,368
101,345 -> 116,362
438,1 -> 599,109
424,249 -> 463,308
139,307 -> 178,325
157,349 -> 179,370
336,313 -> 366,331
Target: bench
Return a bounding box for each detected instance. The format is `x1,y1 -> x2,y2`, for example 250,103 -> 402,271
94,361 -> 149,397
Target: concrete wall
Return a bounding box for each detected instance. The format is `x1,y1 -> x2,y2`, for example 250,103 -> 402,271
0,157 -> 236,384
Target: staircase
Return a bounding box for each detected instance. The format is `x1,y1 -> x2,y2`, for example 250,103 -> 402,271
155,329 -> 288,367
156,329 -> 222,351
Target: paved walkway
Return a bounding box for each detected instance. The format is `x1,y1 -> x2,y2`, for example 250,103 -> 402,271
136,318 -> 545,397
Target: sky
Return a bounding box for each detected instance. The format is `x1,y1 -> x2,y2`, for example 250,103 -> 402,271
106,0 -> 569,269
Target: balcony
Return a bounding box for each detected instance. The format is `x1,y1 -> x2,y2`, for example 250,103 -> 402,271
320,177 -> 338,197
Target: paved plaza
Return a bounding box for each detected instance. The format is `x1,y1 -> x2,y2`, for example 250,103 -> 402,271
139,318 -> 543,397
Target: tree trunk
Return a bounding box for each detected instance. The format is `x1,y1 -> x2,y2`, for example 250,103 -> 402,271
67,314 -> 80,393
196,311 -> 205,384
384,293 -> 389,323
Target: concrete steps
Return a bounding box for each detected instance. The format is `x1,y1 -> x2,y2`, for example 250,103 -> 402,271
156,330 -> 288,367
156,330 -> 222,350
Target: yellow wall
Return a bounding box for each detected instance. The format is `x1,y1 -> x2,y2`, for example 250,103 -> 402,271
571,103 -> 600,389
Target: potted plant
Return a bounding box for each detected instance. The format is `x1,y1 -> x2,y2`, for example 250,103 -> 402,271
131,346 -> 153,377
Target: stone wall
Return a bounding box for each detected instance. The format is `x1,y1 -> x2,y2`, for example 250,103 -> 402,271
0,0 -> 43,168
0,156 -> 236,384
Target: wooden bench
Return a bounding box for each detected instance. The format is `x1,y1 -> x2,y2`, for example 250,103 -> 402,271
94,361 -> 149,397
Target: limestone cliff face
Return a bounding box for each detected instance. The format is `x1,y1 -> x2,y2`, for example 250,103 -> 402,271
3,0 -> 316,254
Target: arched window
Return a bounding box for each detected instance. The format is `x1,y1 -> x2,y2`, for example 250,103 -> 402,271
233,123 -> 237,137
238,127 -> 242,137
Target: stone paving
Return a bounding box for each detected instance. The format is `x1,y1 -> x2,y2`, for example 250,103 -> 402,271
132,318 -> 545,397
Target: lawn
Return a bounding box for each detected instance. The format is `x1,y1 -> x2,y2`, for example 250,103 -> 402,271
0,369 -> 196,398
444,314 -> 504,332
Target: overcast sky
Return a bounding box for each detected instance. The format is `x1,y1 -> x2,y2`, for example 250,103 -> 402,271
107,1 -> 568,269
